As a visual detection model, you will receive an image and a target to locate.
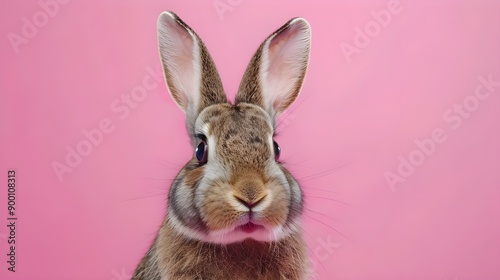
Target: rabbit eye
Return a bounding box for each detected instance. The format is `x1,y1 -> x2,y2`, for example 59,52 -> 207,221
273,140 -> 281,161
196,141 -> 208,164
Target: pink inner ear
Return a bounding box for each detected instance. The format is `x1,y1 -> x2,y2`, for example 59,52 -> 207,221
170,23 -> 195,67
161,16 -> 195,62
263,19 -> 310,113
159,15 -> 199,110
267,24 -> 301,74
172,29 -> 195,108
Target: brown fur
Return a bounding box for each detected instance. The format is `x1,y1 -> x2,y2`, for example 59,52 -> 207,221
206,104 -> 273,168
133,221 -> 308,280
196,104 -> 296,232
236,44 -> 265,108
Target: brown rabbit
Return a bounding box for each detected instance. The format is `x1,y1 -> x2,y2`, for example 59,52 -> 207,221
133,11 -> 312,280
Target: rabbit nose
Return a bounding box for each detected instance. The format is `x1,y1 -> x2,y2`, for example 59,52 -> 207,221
234,193 -> 267,209
232,176 -> 267,209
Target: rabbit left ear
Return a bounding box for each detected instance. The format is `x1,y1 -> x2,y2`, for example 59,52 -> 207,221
235,18 -> 311,119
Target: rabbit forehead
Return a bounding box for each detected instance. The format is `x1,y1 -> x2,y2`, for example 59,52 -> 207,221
195,103 -> 274,167
196,103 -> 273,136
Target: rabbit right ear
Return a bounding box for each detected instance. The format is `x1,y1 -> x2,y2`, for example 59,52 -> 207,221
235,18 -> 311,120
157,12 -> 227,131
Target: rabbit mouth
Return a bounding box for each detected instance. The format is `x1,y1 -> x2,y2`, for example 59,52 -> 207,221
192,219 -> 290,244
236,222 -> 265,234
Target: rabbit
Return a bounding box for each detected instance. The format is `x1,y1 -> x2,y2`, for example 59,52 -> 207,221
133,11 -> 312,280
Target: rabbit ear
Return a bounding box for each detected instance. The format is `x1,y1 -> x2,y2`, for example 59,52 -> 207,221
157,12 -> 227,128
235,18 -> 311,119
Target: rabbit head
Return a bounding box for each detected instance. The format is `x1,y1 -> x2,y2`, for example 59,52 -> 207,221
157,11 -> 311,244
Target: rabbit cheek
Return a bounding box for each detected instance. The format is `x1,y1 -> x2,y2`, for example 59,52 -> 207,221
200,182 -> 239,230
168,166 -> 207,231
260,182 -> 290,227
184,167 -> 204,187
281,168 -> 303,222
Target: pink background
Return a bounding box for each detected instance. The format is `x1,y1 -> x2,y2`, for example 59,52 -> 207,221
1,0 -> 500,279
